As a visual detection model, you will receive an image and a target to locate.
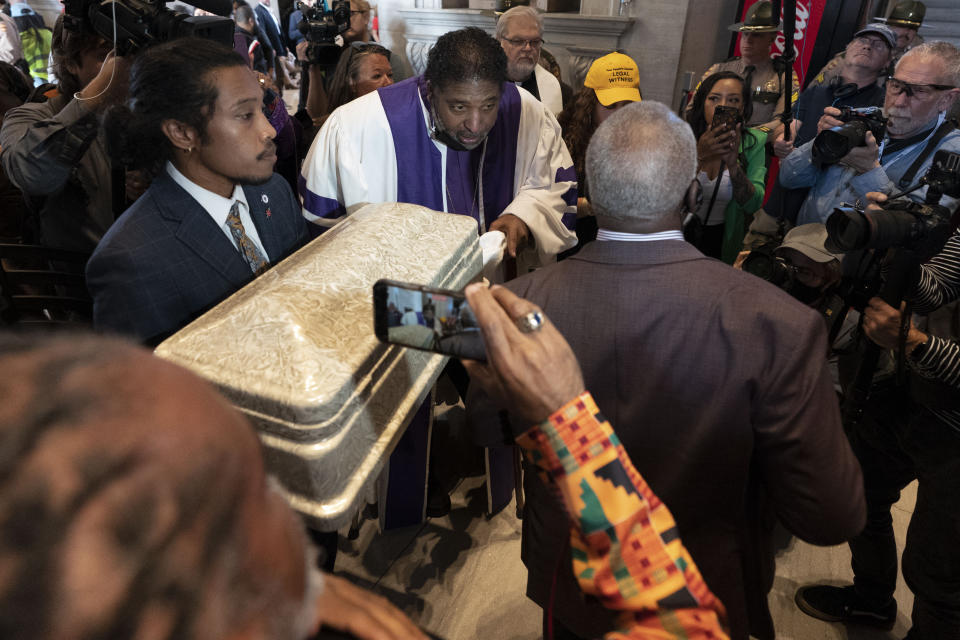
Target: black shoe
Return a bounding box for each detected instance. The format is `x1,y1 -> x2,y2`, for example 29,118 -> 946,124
795,585 -> 896,630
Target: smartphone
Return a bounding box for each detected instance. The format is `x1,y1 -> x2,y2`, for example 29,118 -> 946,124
711,105 -> 743,131
372,279 -> 486,362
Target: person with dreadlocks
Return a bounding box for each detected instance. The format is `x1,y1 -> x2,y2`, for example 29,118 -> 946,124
88,37 -> 309,345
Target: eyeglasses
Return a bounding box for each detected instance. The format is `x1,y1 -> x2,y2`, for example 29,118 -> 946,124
853,36 -> 890,52
501,37 -> 544,50
886,76 -> 956,99
856,36 -> 890,51
777,258 -> 822,287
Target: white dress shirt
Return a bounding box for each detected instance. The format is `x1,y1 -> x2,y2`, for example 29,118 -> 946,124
596,228 -> 686,242
165,162 -> 270,260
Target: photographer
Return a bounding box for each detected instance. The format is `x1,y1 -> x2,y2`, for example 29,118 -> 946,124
744,25 -> 893,249
779,42 -> 960,228
795,186 -> 960,636
0,16 -> 124,252
739,223 -> 842,309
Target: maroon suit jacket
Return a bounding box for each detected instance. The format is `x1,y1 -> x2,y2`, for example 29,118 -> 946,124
472,239 -> 865,640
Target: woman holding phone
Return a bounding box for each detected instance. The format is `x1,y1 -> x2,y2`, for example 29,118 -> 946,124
685,71 -> 767,263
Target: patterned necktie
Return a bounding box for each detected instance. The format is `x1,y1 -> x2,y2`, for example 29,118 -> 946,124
226,200 -> 269,275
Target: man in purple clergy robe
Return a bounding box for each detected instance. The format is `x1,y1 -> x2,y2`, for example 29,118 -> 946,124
299,27 -> 578,273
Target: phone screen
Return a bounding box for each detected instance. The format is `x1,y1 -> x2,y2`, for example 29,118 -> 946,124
373,279 -> 486,362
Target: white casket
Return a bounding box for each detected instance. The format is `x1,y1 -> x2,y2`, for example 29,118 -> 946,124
155,203 -> 482,530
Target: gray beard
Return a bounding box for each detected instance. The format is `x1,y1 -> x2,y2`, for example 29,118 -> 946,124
508,59 -> 538,83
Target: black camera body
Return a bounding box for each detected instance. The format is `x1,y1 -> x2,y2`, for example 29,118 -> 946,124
62,0 -> 234,56
826,150 -> 960,257
297,0 -> 351,66
812,106 -> 888,166
742,245 -> 796,291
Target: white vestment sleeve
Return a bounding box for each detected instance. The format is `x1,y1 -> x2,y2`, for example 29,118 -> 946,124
300,110 -> 350,229
299,93 -> 398,229
504,92 -> 578,268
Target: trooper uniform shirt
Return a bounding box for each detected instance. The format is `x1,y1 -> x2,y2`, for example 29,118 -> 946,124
700,57 -> 799,133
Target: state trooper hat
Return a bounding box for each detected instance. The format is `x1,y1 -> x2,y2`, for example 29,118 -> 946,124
885,1 -> 925,29
728,1 -> 782,33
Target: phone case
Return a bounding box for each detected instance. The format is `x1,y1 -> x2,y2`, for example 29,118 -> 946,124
155,203 -> 481,530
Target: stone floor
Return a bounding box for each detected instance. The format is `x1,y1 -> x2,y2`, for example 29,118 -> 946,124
333,474 -> 917,640
329,403 -> 918,640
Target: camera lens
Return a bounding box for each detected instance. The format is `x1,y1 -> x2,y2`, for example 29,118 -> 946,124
743,252 -> 794,288
812,121 -> 868,165
826,207 -> 871,252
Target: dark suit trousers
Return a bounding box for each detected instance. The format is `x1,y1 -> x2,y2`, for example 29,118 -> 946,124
847,392 -> 960,639
542,613 -> 586,640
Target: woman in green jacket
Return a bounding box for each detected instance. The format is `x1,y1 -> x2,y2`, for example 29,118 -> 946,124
686,70 -> 767,264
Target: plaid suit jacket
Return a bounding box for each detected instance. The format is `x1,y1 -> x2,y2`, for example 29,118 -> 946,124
87,172 -> 309,345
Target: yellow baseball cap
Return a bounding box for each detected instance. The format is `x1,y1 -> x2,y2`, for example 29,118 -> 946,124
584,53 -> 642,106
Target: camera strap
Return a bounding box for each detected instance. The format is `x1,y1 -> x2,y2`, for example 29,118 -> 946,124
896,118 -> 957,189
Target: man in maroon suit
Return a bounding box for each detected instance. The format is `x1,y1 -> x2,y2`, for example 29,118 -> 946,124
472,101 -> 866,640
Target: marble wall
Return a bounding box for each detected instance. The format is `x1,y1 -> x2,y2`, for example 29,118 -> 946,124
375,0 -> 737,109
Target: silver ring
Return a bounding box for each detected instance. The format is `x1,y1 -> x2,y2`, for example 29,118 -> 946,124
515,310 -> 545,333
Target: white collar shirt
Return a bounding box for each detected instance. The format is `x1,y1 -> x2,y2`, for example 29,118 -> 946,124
596,228 -> 686,242
165,162 -> 270,260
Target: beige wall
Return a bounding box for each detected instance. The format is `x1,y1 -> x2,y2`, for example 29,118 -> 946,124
674,0 -> 740,106
377,0 -> 740,109
375,0 -> 424,78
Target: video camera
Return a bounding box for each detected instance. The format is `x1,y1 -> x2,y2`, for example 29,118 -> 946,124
297,0 -> 351,66
62,0 -> 235,56
826,150 -> 960,256
812,106 -> 888,166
